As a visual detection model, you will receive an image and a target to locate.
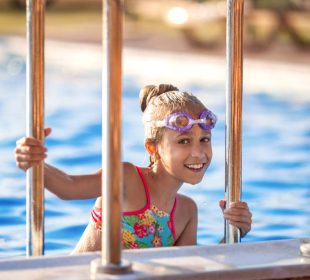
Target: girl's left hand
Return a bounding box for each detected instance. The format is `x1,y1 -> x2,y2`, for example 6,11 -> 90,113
219,199 -> 252,237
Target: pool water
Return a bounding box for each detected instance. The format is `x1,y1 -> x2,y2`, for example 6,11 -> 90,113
0,38 -> 309,257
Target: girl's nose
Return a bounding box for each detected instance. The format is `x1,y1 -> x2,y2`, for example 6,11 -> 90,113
190,144 -> 205,158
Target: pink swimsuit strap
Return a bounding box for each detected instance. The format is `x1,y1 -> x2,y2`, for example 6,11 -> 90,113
123,166 -> 178,218
125,166 -> 178,242
91,166 -> 178,242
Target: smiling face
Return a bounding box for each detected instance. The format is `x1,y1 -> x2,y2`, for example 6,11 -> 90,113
142,90 -> 215,184
155,111 -> 213,185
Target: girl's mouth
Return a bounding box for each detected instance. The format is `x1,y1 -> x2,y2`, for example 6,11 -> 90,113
184,163 -> 205,172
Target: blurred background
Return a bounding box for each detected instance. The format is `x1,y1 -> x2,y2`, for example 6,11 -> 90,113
0,0 -> 309,257
0,0 -> 310,63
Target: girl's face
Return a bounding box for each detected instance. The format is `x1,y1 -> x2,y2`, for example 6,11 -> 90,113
157,121 -> 213,185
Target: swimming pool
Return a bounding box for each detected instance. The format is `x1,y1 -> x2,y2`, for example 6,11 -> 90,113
0,37 -> 309,257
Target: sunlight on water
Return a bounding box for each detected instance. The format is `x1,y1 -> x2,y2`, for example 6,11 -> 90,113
0,37 -> 309,257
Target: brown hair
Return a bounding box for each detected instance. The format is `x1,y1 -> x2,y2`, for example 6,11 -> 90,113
139,84 -> 179,113
140,84 -> 206,143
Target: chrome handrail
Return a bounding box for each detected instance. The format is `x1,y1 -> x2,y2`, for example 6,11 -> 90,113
225,0 -> 244,244
91,0 -> 131,275
26,0 -> 45,256
24,0 -> 244,266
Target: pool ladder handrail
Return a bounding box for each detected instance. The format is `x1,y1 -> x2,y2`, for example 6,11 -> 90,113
26,0 -> 45,257
91,0 -> 132,275
25,0 -> 244,275
225,0 -> 244,244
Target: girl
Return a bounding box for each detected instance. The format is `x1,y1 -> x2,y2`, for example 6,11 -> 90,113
15,84 -> 252,252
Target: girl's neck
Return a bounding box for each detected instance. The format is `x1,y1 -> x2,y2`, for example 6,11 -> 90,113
145,165 -> 182,209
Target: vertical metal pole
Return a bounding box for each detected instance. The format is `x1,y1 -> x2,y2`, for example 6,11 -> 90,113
26,0 -> 45,256
101,0 -> 123,266
225,0 -> 244,244
91,0 -> 131,276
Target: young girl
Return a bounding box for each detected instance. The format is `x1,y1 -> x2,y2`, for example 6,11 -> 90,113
15,84 -> 252,252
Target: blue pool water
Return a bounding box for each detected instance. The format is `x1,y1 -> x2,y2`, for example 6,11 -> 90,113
0,38 -> 309,257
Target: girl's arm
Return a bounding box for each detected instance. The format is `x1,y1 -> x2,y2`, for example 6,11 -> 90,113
44,164 -> 101,200
15,131 -> 101,200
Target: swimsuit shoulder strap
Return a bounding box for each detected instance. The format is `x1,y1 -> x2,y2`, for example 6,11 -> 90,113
169,194 -> 178,241
135,166 -> 151,208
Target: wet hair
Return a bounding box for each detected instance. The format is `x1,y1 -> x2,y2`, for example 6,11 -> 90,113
139,84 -> 206,143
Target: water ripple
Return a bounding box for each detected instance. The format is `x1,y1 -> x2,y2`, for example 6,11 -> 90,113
1,39 -> 309,256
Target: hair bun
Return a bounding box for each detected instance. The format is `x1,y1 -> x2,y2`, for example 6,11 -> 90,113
139,84 -> 179,112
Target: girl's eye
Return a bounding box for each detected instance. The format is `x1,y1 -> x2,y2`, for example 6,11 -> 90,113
201,137 -> 211,143
178,138 -> 190,144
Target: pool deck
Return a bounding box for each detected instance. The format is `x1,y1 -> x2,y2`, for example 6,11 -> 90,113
0,238 -> 309,279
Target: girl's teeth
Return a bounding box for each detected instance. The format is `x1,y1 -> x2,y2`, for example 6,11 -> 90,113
186,164 -> 203,169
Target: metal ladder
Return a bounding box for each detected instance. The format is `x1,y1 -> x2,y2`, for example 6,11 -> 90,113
26,0 -> 244,276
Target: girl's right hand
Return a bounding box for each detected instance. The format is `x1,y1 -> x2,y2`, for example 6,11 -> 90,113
15,128 -> 52,171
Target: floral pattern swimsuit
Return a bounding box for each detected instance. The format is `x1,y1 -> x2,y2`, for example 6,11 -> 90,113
91,166 -> 178,249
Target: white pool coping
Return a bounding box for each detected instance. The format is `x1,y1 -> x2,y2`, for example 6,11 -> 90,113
0,238 -> 309,279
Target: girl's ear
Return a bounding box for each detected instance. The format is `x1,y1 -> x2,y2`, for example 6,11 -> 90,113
145,140 -> 157,156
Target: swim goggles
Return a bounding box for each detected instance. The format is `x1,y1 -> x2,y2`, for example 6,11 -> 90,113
148,110 -> 217,132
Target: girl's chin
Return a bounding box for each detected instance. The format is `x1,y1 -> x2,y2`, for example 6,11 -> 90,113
184,176 -> 204,185
183,168 -> 207,184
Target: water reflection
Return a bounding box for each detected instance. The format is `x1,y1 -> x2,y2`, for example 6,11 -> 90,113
0,37 -> 309,256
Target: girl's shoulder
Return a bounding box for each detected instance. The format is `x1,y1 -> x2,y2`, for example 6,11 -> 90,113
94,162 -> 144,209
123,161 -> 137,175
173,194 -> 198,241
122,162 -> 145,202
122,162 -> 139,187
176,193 -> 198,217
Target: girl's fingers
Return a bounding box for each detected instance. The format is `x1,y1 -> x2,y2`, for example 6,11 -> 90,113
44,127 -> 52,137
15,134 -> 49,172
224,202 -> 252,217
15,148 -> 47,172
224,212 -> 252,238
224,212 -> 252,224
16,137 -> 43,146
15,153 -> 47,162
16,160 -> 43,171
15,145 -> 47,156
218,199 -> 226,212
224,208 -> 252,218
223,201 -> 252,238
229,201 -> 249,209
227,217 -> 252,237
227,221 -> 251,237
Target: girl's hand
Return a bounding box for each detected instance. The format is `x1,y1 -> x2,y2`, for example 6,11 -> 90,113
219,199 -> 252,238
15,128 -> 52,171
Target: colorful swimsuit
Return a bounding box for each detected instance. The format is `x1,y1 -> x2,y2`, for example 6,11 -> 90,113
91,166 -> 178,249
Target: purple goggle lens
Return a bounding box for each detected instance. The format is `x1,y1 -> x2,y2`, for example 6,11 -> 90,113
152,110 -> 217,132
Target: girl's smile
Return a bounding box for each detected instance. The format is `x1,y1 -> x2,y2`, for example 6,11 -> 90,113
157,124 -> 212,184
184,163 -> 206,172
